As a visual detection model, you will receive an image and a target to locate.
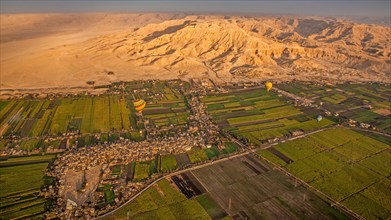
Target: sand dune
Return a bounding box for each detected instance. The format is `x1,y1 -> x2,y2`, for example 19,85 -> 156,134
1,13 -> 390,89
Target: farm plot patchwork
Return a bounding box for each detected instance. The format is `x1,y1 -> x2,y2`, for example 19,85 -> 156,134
189,154 -> 347,220
278,83 -> 391,133
158,142 -> 240,170
104,179 -> 219,220
202,87 -> 334,144
187,141 -> 240,163
258,127 -> 391,219
49,96 -> 131,134
0,96 -> 134,138
141,84 -> 190,128
0,155 -> 56,219
0,95 -> 142,152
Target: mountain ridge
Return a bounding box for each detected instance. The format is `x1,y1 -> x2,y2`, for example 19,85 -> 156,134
1,14 -> 390,89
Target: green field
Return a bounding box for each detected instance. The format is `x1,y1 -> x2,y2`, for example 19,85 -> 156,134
101,184 -> 116,205
141,81 -> 190,129
0,96 -> 134,137
204,146 -> 220,159
103,179 -> 218,220
134,162 -> 152,181
0,154 -> 55,167
187,148 -> 209,163
277,82 -> 391,133
0,155 -> 56,219
0,92 -> 155,152
221,142 -> 239,154
196,194 -> 228,219
159,155 -> 178,173
258,128 -> 391,219
202,87 -> 335,145
111,165 -> 121,177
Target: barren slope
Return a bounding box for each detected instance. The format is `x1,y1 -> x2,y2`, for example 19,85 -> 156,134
1,14 -> 390,89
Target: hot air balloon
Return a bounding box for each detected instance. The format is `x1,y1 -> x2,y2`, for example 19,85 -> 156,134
133,99 -> 146,113
265,82 -> 273,92
316,115 -> 323,122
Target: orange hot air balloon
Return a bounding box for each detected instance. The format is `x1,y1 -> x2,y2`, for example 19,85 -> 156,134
265,82 -> 273,92
133,99 -> 146,113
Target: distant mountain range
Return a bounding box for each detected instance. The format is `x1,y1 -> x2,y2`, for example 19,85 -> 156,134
1,13 -> 390,89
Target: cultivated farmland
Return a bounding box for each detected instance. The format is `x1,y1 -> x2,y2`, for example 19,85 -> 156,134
159,155 -> 178,173
277,82 -> 391,133
0,154 -> 56,219
258,127 -> 391,219
0,96 -> 133,138
133,161 -> 156,181
140,81 -> 190,129
188,154 -> 346,219
202,87 -> 334,144
0,81 -> 192,152
103,179 -> 218,220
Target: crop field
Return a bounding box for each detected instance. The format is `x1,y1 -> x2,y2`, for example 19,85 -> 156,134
0,154 -> 55,167
140,81 -> 190,128
204,146 -> 221,159
0,93 -> 149,152
0,154 -> 56,219
111,165 -> 121,177
104,179 -> 219,220
202,87 -> 334,144
187,154 -> 346,219
159,155 -> 177,173
101,184 -> 116,205
19,138 -> 42,151
258,127 -> 391,219
187,148 -> 209,163
221,142 -> 239,154
277,82 -> 391,133
174,153 -> 191,168
0,96 -> 134,138
133,161 -> 157,181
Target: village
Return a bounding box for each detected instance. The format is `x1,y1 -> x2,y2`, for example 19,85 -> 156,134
43,81 -> 231,218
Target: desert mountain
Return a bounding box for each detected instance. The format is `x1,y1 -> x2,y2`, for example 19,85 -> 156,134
1,14 -> 390,89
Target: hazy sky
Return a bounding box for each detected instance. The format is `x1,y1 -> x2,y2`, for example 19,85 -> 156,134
1,0 -> 390,17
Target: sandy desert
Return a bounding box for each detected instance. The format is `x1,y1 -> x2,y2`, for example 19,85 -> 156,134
1,13 -> 390,90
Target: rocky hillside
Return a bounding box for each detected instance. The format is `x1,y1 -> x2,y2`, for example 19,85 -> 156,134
75,15 -> 391,83
1,14 -> 390,89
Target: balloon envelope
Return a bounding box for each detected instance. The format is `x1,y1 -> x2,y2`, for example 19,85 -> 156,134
265,82 -> 273,92
316,115 -> 323,122
133,99 -> 146,113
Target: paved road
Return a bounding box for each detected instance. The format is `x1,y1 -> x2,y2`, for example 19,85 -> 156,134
351,127 -> 391,137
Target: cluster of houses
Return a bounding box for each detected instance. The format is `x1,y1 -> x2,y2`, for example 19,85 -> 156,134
43,81 -> 232,218
46,135 -> 199,217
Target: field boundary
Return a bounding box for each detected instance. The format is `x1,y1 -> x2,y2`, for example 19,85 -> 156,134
255,153 -> 363,220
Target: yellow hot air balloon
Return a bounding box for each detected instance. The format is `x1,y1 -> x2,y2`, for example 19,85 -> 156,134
133,99 -> 146,113
265,82 -> 273,92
